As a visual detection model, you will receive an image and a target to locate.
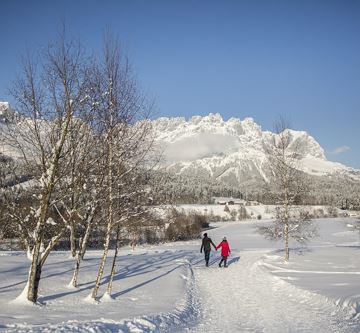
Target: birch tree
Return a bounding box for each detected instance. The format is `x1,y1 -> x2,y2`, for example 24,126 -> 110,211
259,118 -> 317,261
9,34 -> 88,303
105,167 -> 156,296
68,148 -> 106,287
90,33 -> 154,300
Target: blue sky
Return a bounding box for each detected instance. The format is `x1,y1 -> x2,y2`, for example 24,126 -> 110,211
0,0 -> 359,168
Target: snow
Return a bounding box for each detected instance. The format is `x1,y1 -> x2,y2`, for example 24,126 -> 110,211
0,217 -> 359,332
300,155 -> 354,176
2,103 -> 360,184
169,203 -> 341,221
11,281 -> 33,306
0,102 -> 10,115
150,113 -> 360,182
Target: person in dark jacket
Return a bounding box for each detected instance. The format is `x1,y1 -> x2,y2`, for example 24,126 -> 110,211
216,237 -> 231,267
200,233 -> 217,267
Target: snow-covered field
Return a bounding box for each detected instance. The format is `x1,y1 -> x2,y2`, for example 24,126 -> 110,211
174,203 -> 351,220
0,218 -> 359,332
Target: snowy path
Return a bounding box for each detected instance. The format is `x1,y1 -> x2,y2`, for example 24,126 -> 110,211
190,250 -> 358,333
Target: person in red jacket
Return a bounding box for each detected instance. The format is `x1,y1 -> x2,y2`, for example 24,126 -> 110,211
216,237 -> 231,267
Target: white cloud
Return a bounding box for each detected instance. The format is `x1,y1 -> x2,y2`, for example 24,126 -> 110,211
161,133 -> 240,163
331,145 -> 351,155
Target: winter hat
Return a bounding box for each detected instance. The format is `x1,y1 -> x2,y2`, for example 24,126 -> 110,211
223,237 -> 227,241
204,233 -> 208,237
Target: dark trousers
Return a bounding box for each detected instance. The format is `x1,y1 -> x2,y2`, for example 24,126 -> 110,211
219,256 -> 228,267
204,249 -> 211,266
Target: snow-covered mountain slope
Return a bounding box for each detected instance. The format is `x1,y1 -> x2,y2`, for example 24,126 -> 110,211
0,102 -> 35,159
0,101 -> 14,123
152,113 -> 360,184
1,101 -> 359,184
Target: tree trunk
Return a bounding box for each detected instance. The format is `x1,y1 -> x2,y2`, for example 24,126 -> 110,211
107,224 -> 121,296
284,174 -> 290,262
70,220 -> 77,258
41,230 -> 65,267
32,261 -> 42,301
27,110 -> 73,302
91,131 -> 113,299
71,210 -> 95,287
284,222 -> 289,261
72,252 -> 82,288
27,195 -> 49,302
91,222 -> 112,299
80,217 -> 93,260
27,241 -> 43,302
26,227 -> 65,303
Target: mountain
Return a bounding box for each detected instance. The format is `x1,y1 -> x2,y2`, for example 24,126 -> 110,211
0,102 -> 14,123
151,113 -> 360,187
1,101 -> 359,189
0,102 -> 24,159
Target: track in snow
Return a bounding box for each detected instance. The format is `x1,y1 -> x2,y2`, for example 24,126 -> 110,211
189,251 -> 359,333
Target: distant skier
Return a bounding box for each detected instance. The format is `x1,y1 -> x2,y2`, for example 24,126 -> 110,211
200,233 -> 217,267
216,237 -> 231,267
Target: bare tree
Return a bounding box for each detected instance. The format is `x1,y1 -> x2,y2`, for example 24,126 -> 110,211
8,33 -> 88,303
68,137 -> 107,288
89,32 -> 154,300
259,118 -> 317,261
3,29 -> 156,302
105,167 -> 156,297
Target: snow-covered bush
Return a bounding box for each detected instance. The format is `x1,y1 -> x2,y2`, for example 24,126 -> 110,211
312,208 -> 325,218
327,206 -> 338,217
230,209 -> 237,220
238,206 -> 249,220
165,209 -> 207,241
144,229 -> 158,244
206,210 -> 224,223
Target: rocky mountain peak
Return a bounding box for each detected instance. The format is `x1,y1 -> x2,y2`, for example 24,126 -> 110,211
150,113 -> 359,183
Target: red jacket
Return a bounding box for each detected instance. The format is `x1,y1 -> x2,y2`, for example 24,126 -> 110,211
216,240 -> 231,257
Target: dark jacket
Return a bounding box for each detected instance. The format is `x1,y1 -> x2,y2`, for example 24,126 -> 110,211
200,236 -> 216,252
